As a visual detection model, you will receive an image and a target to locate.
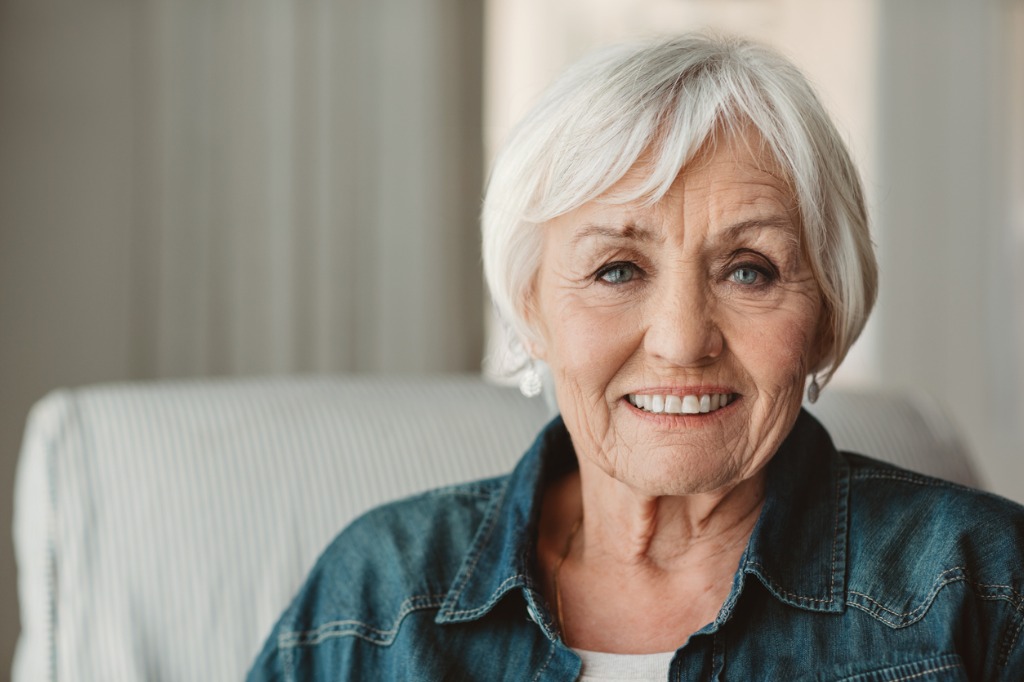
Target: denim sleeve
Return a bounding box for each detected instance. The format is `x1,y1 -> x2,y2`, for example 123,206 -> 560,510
246,620 -> 286,682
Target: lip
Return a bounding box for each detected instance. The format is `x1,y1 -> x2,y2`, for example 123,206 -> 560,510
628,386 -> 735,396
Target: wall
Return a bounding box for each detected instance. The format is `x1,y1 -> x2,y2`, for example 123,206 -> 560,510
874,0 -> 1024,502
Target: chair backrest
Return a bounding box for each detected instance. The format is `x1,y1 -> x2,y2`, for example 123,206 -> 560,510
11,374 -> 975,681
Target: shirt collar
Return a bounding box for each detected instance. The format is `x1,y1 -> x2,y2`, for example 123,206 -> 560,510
436,416 -> 567,631
736,409 -> 850,614
437,409 -> 850,627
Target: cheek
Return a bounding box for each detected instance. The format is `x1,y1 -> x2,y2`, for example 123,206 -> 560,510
724,300 -> 820,393
545,292 -> 639,372
540,295 -> 644,448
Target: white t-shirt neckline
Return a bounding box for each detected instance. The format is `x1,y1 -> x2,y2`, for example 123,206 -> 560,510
573,647 -> 676,681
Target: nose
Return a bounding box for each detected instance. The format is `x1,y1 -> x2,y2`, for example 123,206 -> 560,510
643,277 -> 724,367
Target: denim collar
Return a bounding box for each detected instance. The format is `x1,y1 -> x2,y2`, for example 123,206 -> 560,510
737,409 -> 850,615
436,409 -> 850,633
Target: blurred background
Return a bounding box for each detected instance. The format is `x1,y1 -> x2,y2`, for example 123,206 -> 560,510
1,0 -> 1021,674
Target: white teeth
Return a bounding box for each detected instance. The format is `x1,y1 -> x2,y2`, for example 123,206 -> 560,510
628,392 -> 734,415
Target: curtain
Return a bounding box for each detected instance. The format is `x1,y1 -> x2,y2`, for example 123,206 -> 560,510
131,0 -> 485,377
1,2 -> 483,669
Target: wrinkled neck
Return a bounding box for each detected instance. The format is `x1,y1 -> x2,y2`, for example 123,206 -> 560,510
572,460 -> 766,573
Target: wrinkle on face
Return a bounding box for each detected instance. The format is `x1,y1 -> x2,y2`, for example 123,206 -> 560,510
529,126 -> 822,556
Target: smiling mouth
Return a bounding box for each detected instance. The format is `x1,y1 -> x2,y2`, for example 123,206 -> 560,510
627,392 -> 735,415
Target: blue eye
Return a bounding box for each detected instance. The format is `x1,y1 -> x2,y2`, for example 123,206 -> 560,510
597,262 -> 639,284
730,267 -> 761,286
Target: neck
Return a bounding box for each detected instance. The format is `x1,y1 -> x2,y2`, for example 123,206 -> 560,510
537,461 -> 767,653
572,459 -> 765,573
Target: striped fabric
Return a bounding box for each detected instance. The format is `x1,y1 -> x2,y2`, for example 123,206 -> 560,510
807,387 -> 978,486
11,375 -> 975,681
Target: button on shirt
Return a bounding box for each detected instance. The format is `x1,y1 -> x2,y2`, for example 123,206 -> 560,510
248,411 -> 1024,680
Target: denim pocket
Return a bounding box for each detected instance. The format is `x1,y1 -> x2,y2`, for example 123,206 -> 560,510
835,653 -> 966,681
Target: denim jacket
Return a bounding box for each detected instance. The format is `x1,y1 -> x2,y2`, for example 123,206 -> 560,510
248,411 -> 1024,681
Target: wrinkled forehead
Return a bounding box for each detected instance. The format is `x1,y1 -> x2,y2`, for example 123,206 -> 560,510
596,122 -> 796,213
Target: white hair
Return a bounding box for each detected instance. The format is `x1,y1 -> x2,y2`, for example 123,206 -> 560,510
482,34 -> 877,386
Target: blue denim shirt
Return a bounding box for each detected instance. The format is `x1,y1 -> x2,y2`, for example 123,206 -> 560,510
248,411 -> 1024,680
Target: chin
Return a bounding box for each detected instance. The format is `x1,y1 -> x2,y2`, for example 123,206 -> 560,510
615,451 -> 748,498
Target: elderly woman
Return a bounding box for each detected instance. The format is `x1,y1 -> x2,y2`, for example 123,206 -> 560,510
250,35 -> 1024,680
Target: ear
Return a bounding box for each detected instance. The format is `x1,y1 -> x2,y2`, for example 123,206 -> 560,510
519,279 -> 549,362
522,337 -> 546,362
807,305 -> 834,374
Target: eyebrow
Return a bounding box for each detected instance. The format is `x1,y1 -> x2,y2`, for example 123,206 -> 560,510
569,215 -> 797,247
722,215 -> 797,238
569,223 -> 660,247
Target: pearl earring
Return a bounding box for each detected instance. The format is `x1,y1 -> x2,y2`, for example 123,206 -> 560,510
519,363 -> 542,398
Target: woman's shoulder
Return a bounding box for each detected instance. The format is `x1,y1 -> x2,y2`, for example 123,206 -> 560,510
276,475 -> 509,640
844,450 -> 1024,529
842,451 -> 1024,626
340,474 -> 509,555
247,475 -> 510,679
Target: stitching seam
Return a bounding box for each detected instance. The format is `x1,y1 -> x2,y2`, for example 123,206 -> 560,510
442,479 -> 511,612
444,573 -> 528,618
530,643 -> 556,682
745,462 -> 849,608
998,610 -> 1024,667
848,567 -> 968,619
887,662 -> 961,682
850,470 -> 1024,511
850,471 -> 965,489
282,642 -> 294,681
974,582 -> 1024,603
829,464 -> 845,601
848,567 -> 1024,628
746,562 -> 835,603
278,594 -> 446,648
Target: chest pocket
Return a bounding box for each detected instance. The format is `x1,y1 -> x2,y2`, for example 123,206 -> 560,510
833,653 -> 966,682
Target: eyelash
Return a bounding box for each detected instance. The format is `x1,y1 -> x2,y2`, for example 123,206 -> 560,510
595,261 -> 644,285
726,261 -> 778,289
593,254 -> 780,289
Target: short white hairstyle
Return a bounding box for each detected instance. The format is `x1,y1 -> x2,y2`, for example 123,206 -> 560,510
482,34 -> 877,385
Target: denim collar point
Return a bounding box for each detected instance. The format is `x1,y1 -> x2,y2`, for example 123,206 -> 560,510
434,484 -> 526,624
436,422 -> 564,624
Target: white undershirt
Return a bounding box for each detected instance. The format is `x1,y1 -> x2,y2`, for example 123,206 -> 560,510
573,648 -> 676,682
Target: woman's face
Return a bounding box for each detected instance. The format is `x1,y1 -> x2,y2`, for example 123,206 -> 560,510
529,131 -> 823,496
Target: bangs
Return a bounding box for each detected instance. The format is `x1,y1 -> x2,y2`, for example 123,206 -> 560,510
522,46 -> 809,225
